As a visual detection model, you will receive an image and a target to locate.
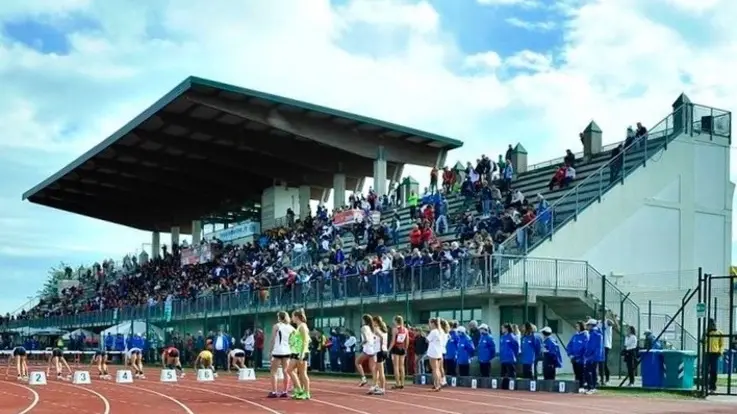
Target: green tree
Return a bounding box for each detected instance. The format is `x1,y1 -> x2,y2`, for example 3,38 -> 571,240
38,262 -> 77,298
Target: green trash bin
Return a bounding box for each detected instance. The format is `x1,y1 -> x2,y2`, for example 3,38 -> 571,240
662,350 -> 696,389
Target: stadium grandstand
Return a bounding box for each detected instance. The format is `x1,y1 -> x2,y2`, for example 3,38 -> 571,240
1,81 -> 734,392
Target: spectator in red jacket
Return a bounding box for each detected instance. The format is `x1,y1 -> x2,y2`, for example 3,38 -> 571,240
409,225 -> 423,250
423,204 -> 435,227
548,165 -> 567,190
442,167 -> 455,193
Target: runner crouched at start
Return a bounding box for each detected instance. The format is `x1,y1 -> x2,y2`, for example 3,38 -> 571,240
126,347 -> 145,379
194,347 -> 218,378
228,348 -> 247,371
90,349 -> 110,379
161,346 -> 185,378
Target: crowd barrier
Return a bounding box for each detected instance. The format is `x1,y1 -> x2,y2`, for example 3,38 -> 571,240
414,374 -> 579,394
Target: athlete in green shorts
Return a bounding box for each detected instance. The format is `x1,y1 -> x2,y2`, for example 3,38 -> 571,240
288,317 -> 311,400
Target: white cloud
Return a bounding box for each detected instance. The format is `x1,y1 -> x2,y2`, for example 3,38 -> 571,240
477,0 -> 541,8
1,0 -> 737,312
505,50 -> 553,71
505,17 -> 556,31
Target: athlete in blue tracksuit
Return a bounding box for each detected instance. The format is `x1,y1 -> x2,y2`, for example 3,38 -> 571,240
476,324 -> 497,377
444,324 -> 459,376
567,322 -> 589,390
455,327 -> 475,377
540,327 -> 563,380
520,326 -> 542,379
584,319 -> 604,393
499,323 -> 520,378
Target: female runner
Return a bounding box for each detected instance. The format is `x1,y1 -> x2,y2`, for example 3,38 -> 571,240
370,315 -> 389,395
228,348 -> 246,371
287,308 -> 311,400
6,346 -> 28,381
438,319 -> 450,387
354,314 -> 377,388
194,348 -> 218,378
269,311 -> 294,398
389,315 -> 409,389
161,346 -> 185,378
125,347 -> 145,379
425,318 -> 445,392
47,348 -> 73,380
90,349 -> 110,379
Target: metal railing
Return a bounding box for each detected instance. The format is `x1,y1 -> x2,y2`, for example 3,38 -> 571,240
500,102 -> 731,259
8,255 -> 632,331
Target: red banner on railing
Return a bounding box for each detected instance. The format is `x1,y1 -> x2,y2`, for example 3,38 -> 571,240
180,243 -> 216,266
333,209 -> 365,227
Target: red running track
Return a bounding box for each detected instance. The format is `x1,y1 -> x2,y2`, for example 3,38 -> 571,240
2,368 -> 736,413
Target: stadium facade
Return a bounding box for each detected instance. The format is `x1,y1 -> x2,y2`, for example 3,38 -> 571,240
7,79 -> 734,376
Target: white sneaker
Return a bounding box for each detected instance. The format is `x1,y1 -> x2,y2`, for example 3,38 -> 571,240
586,389 -> 597,395
578,388 -> 586,394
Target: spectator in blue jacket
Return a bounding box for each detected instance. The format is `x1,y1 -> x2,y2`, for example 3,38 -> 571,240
499,323 -> 519,378
455,327 -> 475,376
540,327 -> 562,380
444,321 -> 459,377
584,318 -> 604,394
104,333 -> 114,352
476,324 -> 496,377
643,329 -> 662,350
566,321 -> 588,391
329,330 -> 342,372
520,322 -> 541,379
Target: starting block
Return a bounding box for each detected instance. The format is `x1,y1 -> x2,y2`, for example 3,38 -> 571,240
73,371 -> 91,385
29,372 -> 47,386
160,369 -> 177,383
116,370 -> 134,384
238,368 -> 256,381
196,369 -> 214,382
414,374 -> 578,394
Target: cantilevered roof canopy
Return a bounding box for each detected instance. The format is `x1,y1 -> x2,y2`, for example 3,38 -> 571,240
23,76 -> 463,232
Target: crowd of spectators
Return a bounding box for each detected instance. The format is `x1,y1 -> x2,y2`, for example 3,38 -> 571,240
6,121 -> 659,323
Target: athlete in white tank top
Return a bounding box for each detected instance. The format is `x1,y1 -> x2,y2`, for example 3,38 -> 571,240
272,323 -> 295,357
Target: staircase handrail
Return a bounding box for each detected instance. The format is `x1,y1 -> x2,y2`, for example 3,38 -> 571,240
499,108 -> 682,255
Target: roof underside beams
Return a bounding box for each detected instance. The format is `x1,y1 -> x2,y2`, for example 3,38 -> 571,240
148,112 -> 371,183
187,93 -> 442,167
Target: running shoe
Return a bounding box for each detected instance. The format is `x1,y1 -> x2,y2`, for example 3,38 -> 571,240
267,392 -> 279,398
296,392 -> 311,400
279,392 -> 289,398
359,377 -> 367,387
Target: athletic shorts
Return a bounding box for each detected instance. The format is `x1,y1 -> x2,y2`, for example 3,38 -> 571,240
390,347 -> 406,356
272,353 -> 290,360
167,349 -> 179,358
130,350 -> 141,356
13,348 -> 26,357
94,351 -> 107,357
376,351 -> 388,363
289,353 -> 309,361
233,351 -> 246,358
52,349 -> 63,358
244,350 -> 253,359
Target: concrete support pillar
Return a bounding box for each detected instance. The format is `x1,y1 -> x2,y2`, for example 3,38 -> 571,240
373,146 -> 387,196
298,185 -> 311,219
151,231 -> 161,259
333,173 -> 346,210
191,220 -> 202,245
171,226 -> 180,247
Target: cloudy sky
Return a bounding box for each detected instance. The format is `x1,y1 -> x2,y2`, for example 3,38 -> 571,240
0,0 -> 735,313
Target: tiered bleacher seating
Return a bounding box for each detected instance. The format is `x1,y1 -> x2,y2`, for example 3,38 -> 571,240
338,135 -> 666,255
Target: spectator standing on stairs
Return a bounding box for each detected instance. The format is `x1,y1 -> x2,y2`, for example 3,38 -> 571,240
408,191 -> 419,222
505,144 -> 513,163
609,144 -> 623,183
